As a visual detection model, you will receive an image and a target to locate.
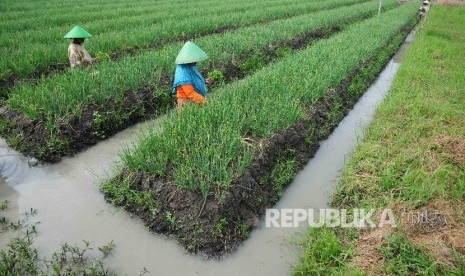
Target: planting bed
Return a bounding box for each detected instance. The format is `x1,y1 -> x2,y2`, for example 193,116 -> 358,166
102,4 -> 419,257
0,0 -> 397,162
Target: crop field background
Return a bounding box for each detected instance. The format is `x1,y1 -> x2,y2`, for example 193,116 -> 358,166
6,0 -> 397,120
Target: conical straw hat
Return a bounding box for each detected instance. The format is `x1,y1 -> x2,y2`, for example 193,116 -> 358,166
64,26 -> 92,39
175,41 -> 208,64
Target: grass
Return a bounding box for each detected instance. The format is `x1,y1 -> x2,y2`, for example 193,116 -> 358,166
293,228 -> 361,276
379,231 -> 465,275
101,171 -> 158,217
296,5 -> 465,275
380,233 -> 443,275
115,4 -> 419,198
333,5 -> 465,209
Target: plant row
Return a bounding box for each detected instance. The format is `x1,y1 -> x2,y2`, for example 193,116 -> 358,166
1,0 -> 396,161
1,0 -> 215,22
1,0 -> 236,16
102,3 -> 419,256
0,0 -> 366,81
1,0 -> 295,30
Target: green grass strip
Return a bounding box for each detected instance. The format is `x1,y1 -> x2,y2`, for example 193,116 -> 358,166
118,4 -> 419,197
295,6 -> 465,275
333,5 -> 465,209
293,228 -> 361,275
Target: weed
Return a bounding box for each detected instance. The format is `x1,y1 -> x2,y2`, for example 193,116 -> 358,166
96,52 -> 111,63
92,111 -> 107,139
207,69 -> 225,86
0,200 -> 8,211
270,157 -> 296,201
275,46 -> 293,58
101,174 -> 158,215
238,222 -> 250,238
165,211 -> 176,226
379,233 -> 438,275
239,51 -> 271,74
213,218 -> 229,238
0,204 -> 115,275
293,227 -> 359,275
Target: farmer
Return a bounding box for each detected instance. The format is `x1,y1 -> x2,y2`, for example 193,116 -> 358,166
419,0 -> 430,18
172,41 -> 212,114
64,25 -> 94,68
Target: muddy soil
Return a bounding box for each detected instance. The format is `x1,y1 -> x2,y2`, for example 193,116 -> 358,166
0,87 -> 169,162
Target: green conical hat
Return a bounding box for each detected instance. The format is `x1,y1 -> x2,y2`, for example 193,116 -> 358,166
175,41 -> 208,64
64,26 -> 92,39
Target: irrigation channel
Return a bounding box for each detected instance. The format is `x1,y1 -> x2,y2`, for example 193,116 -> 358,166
0,31 -> 415,275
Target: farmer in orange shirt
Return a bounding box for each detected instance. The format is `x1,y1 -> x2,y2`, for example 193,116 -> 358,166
172,41 -> 212,114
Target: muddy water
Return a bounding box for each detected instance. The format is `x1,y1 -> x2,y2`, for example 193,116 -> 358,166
393,29 -> 415,63
0,178 -> 20,249
0,32 -> 413,275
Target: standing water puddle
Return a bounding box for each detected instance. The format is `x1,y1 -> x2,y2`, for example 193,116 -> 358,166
0,31 -> 414,275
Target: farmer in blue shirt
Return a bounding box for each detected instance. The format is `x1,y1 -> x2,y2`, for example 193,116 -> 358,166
172,41 -> 212,114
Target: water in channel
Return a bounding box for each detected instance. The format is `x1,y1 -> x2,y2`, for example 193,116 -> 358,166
0,31 -> 414,275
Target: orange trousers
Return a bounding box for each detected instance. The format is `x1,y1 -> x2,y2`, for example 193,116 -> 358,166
176,84 -> 206,113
